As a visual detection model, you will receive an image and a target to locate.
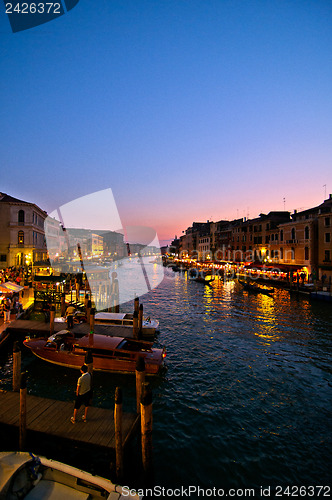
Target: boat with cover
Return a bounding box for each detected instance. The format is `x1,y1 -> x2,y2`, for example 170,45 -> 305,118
0,451 -> 140,499
23,332 -> 165,375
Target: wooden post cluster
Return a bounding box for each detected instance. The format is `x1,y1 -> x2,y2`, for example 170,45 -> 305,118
19,371 -> 28,451
114,387 -> 123,480
50,305 -> 55,335
13,341 -> 21,392
140,382 -> 153,478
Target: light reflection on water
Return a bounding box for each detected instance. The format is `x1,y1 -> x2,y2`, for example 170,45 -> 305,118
0,267 -> 331,492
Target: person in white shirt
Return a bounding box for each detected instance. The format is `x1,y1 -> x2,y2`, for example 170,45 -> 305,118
70,365 -> 92,423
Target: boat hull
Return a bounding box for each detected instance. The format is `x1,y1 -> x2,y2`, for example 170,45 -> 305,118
24,335 -> 164,375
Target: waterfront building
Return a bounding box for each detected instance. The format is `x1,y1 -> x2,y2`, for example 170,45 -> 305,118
277,195 -> 332,278
317,197 -> 332,281
176,197 -> 332,284
101,230 -> 126,259
0,192 -> 47,269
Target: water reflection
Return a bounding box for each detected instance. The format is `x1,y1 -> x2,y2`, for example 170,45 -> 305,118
1,269 -> 331,490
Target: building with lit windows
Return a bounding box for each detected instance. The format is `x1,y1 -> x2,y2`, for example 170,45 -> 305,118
0,192 -> 47,268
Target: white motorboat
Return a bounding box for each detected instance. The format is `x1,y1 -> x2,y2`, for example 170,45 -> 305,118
0,452 -> 140,500
94,312 -> 159,337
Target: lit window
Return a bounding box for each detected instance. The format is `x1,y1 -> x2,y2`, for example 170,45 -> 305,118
18,231 -> 24,245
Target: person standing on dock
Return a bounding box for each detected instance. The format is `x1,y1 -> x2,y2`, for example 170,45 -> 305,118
4,298 -> 11,323
71,365 -> 92,424
66,304 -> 76,329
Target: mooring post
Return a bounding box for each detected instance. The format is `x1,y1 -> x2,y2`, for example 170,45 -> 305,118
133,311 -> 139,340
50,305 -> 55,335
86,300 -> 91,323
138,304 -> 143,338
61,292 -> 66,317
13,341 -> 21,392
85,349 -> 93,374
135,357 -> 145,414
134,296 -> 139,315
84,293 -> 89,311
19,371 -> 28,451
114,387 -> 123,480
140,382 -> 153,478
90,307 -> 95,333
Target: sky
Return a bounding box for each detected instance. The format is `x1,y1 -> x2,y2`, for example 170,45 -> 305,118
1,0 -> 332,244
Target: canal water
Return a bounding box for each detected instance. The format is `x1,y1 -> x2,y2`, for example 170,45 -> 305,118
0,264 -> 331,494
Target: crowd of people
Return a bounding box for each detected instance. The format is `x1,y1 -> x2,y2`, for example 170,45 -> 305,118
0,266 -> 25,322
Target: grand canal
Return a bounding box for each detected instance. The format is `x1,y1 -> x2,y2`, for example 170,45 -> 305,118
0,264 -> 331,494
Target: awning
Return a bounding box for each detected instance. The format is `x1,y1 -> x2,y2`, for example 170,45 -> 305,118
244,263 -> 305,272
0,281 -> 24,293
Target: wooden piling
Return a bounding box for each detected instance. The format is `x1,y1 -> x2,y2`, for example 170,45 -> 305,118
133,311 -> 139,340
84,293 -> 89,310
134,296 -> 139,315
111,272 -> 119,313
114,387 -> 123,480
140,382 -> 153,478
13,341 -> 21,392
61,293 -> 66,317
86,299 -> 91,323
89,308 -> 95,348
76,282 -> 80,303
90,307 -> 95,333
19,372 -> 28,451
85,349 -> 93,374
135,357 -> 145,414
50,305 -> 55,335
138,304 -> 143,336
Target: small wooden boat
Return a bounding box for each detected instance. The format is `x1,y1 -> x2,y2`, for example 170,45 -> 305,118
0,451 -> 140,499
238,279 -> 274,296
23,333 -> 166,375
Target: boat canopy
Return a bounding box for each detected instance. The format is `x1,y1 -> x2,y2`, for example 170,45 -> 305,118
95,312 -> 127,321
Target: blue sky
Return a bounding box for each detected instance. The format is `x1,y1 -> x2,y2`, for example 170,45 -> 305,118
1,0 -> 332,243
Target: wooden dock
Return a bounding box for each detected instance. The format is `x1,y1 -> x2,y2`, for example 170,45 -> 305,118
3,320 -> 142,340
0,391 -> 139,451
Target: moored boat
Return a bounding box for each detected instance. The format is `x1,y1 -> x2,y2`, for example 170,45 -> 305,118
0,451 -> 140,499
23,333 -> 166,375
94,312 -> 159,337
238,279 -> 274,296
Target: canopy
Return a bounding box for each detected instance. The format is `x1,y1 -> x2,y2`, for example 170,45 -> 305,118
0,281 -> 24,293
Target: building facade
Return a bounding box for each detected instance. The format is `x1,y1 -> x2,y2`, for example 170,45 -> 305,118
0,193 -> 47,269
